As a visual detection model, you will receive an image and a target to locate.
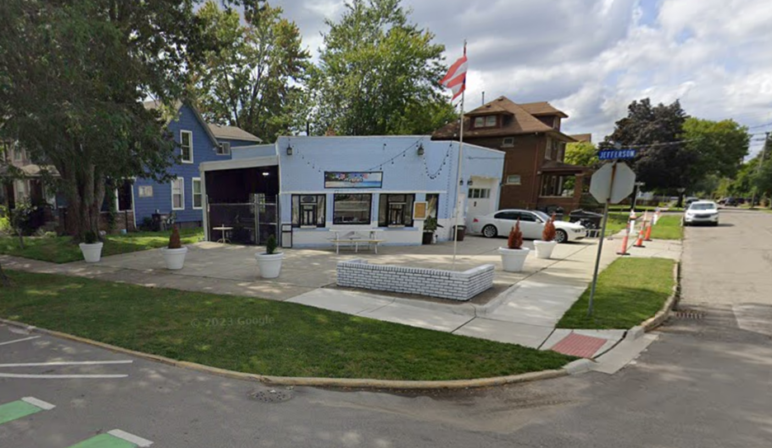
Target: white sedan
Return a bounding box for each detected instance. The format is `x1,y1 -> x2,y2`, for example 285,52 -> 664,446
683,201 -> 719,226
469,209 -> 587,243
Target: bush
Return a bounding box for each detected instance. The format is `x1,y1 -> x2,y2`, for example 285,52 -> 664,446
507,220 -> 523,250
168,226 -> 182,249
266,234 -> 278,254
84,231 -> 98,244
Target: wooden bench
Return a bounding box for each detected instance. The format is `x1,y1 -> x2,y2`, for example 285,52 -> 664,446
330,237 -> 384,254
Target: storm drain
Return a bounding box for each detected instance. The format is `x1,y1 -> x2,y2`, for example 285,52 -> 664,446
250,389 -> 294,403
674,309 -> 705,320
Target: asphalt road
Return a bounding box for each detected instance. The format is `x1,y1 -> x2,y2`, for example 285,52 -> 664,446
1,209 -> 771,447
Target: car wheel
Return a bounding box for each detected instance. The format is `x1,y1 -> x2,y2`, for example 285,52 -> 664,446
482,225 -> 498,238
555,229 -> 568,244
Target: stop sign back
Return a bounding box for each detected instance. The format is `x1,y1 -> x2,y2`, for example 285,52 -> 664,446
589,162 -> 636,204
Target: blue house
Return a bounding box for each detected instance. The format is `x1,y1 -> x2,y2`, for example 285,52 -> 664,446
125,102 -> 261,229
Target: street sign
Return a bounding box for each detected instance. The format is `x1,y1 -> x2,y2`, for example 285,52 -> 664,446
598,149 -> 637,161
589,162 -> 636,204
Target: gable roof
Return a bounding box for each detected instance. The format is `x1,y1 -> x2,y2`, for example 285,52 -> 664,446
570,133 -> 592,143
207,124 -> 262,143
519,101 -> 568,118
432,96 -> 575,141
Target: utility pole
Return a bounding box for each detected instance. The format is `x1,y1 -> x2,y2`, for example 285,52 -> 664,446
751,132 -> 770,207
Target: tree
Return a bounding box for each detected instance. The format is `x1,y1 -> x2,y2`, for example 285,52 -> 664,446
682,118 -> 749,188
192,1 -> 311,142
309,0 -> 452,136
564,141 -> 599,168
602,99 -> 695,192
0,0 -> 256,242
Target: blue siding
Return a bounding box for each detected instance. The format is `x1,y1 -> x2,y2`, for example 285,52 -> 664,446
219,138 -> 256,149
133,105 -> 233,224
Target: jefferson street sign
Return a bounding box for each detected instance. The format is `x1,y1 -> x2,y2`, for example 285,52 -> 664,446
598,149 -> 637,161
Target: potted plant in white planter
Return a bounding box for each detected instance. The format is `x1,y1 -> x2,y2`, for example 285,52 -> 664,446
255,234 -> 283,279
79,231 -> 103,263
422,216 -> 442,245
498,219 -> 529,272
163,225 -> 188,270
534,214 -> 558,259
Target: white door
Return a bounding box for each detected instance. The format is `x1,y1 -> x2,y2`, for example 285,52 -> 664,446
466,180 -> 496,226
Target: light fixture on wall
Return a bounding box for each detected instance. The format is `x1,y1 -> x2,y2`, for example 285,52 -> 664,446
417,144 -> 425,156
459,179 -> 464,186
286,145 -> 293,155
262,172 -> 270,177
467,178 -> 474,186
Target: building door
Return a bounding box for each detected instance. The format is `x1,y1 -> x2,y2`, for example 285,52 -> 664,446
466,178 -> 497,226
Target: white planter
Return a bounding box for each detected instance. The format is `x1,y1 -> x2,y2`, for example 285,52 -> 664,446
163,247 -> 188,270
255,252 -> 284,279
79,242 -> 103,263
499,247 -> 530,272
534,240 -> 558,259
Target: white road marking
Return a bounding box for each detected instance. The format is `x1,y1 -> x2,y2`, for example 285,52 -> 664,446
0,373 -> 128,379
0,360 -> 133,368
0,336 -> 40,346
21,396 -> 56,410
108,429 -> 154,447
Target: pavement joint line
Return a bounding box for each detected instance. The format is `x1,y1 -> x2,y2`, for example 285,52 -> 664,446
537,328 -> 557,350
0,372 -> 129,379
448,315 -> 478,334
21,396 -> 56,410
0,360 -> 133,368
108,429 -> 154,447
0,336 -> 40,346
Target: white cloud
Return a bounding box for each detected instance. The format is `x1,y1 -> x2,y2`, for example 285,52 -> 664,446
271,0 -> 772,153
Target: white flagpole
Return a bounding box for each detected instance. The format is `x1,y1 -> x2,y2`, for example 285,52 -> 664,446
451,41 -> 467,270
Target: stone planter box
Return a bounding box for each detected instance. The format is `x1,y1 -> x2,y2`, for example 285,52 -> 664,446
337,259 -> 495,301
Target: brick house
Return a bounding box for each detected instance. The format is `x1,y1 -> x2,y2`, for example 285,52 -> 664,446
432,96 -> 592,212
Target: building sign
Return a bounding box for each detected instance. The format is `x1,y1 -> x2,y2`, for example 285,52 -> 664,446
413,201 -> 428,220
598,149 -> 637,161
324,171 -> 383,189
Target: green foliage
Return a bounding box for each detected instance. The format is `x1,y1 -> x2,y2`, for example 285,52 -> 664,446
564,141 -> 599,168
682,117 -> 750,190
602,99 -> 694,192
193,1 -> 311,142
309,0 -> 451,136
265,234 -> 278,254
83,231 -> 98,245
423,215 -> 440,233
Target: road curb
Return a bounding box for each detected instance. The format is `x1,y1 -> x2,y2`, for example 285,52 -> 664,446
0,317 -> 569,390
640,261 -> 681,333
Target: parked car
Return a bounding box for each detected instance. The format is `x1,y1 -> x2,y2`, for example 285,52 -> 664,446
683,201 -> 719,226
470,209 -> 587,243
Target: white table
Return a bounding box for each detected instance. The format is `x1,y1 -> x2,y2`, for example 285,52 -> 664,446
329,229 -> 384,254
212,226 -> 233,243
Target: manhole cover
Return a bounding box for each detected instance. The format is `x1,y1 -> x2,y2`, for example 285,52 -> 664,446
674,310 -> 705,320
250,389 -> 294,403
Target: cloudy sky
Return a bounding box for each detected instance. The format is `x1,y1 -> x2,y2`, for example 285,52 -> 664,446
269,0 -> 772,156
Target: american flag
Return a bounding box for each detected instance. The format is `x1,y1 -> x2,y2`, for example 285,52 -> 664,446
440,45 -> 467,101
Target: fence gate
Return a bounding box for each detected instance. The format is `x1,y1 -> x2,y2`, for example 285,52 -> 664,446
207,194 -> 278,246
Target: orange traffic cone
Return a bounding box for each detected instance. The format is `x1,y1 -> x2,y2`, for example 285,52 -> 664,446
617,228 -> 631,255
644,216 -> 654,241
634,226 -> 646,248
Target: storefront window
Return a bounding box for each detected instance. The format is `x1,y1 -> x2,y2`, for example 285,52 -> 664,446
378,194 -> 415,227
333,194 -> 371,225
292,195 -> 326,227
426,194 -> 440,218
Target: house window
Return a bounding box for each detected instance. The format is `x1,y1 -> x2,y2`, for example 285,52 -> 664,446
426,193 -> 440,219
217,142 -> 231,156
378,194 -> 415,227
180,130 -> 193,163
333,194 -> 371,225
541,174 -> 574,197
171,178 -> 184,210
502,137 -> 514,148
117,180 -> 133,211
473,115 -> 498,128
468,188 -> 490,199
292,195 -> 326,228
138,185 -> 154,198
192,178 -> 203,209
506,175 -> 521,185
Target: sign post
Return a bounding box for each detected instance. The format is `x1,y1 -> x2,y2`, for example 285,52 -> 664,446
587,149 -> 637,317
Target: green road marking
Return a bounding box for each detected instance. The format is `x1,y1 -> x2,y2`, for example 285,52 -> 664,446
67,433 -> 137,448
0,400 -> 44,425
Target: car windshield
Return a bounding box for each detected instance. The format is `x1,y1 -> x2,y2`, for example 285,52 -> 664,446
690,203 -> 716,211
533,211 -> 551,222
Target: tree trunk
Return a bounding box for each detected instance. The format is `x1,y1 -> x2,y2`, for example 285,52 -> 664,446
0,263 -> 10,287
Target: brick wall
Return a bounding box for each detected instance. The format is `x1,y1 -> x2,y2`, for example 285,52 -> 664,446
337,259 -> 495,301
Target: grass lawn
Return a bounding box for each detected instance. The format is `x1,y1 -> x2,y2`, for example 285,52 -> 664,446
0,271 -> 575,381
650,215 -> 683,240
0,229 -> 204,264
557,258 -> 676,330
